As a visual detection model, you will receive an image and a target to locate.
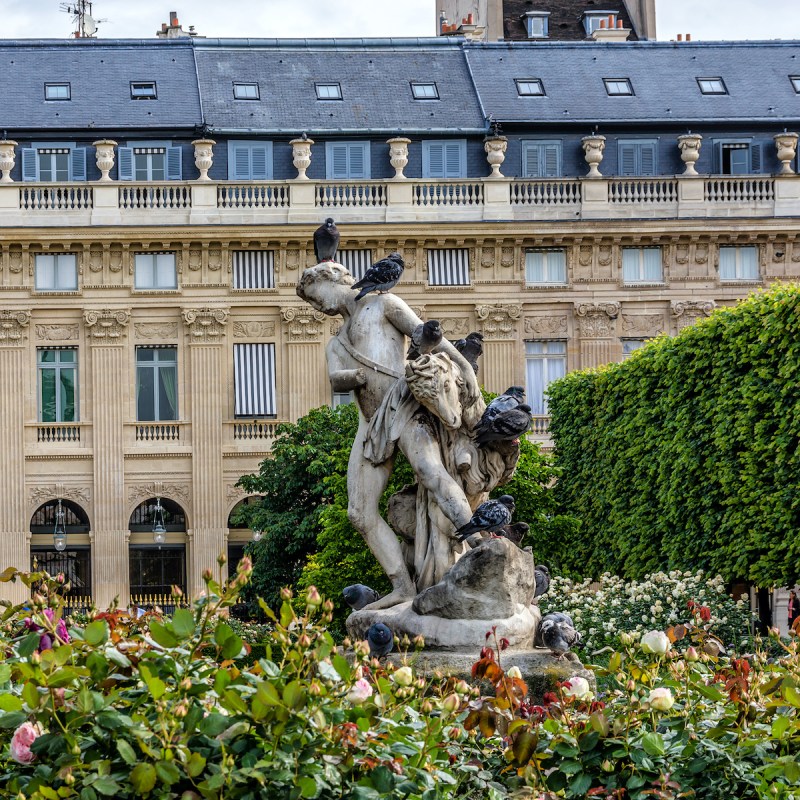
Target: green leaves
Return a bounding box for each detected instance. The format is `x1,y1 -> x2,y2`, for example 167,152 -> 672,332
214,622 -> 245,660
130,763 -> 157,794
84,620 -> 109,646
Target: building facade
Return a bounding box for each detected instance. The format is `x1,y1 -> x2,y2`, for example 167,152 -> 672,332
0,36 -> 799,607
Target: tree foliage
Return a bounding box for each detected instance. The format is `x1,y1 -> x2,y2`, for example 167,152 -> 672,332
547,283 -> 800,586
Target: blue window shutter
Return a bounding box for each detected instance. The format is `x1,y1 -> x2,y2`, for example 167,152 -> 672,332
444,142 -> 464,177
229,143 -> 250,179
70,148 -> 87,181
250,144 -> 270,180
522,142 -> 540,177
619,143 -> 637,176
328,144 -> 349,179
750,143 -> 762,174
543,143 -> 561,177
166,146 -> 182,180
117,147 -> 134,181
640,142 -> 657,176
348,143 -> 367,179
21,148 -> 38,181
425,142 -> 445,178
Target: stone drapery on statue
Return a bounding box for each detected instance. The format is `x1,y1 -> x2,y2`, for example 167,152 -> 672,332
296,260 -> 538,649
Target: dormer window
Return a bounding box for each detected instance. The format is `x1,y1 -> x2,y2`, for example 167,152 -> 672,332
697,77 -> 727,95
130,81 -> 157,100
791,76 -> 800,93
516,78 -> 546,97
233,82 -> 259,100
45,83 -> 70,101
583,10 -> 617,35
315,83 -> 342,100
522,11 -> 550,38
411,82 -> 439,100
604,78 -> 634,96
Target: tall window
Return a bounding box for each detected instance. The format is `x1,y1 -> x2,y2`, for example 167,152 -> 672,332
38,349 -> 77,423
427,249 -> 470,286
337,249 -> 373,282
525,249 -> 567,285
129,547 -> 186,598
714,141 -> 762,175
134,252 -> 177,290
525,341 -> 566,416
521,140 -> 561,178
117,145 -> 182,181
21,145 -> 87,182
35,253 -> 78,291
232,251 -> 275,289
719,246 -> 759,281
422,140 -> 466,179
622,247 -> 663,284
136,347 -> 178,422
325,142 -> 370,180
618,140 -> 658,177
234,343 -> 277,417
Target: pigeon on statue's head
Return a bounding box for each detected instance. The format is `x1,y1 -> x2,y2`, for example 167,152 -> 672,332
313,217 -> 340,263
537,612 -> 581,659
342,584 -> 380,611
533,564 -> 550,598
407,320 -> 443,360
474,404 -> 533,448
455,495 -> 515,541
366,622 -> 394,659
454,331 -> 484,374
352,253 -> 404,301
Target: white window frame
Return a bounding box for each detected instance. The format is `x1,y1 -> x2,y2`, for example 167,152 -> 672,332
516,78 -> 546,97
622,247 -> 663,284
130,81 -> 157,100
315,83 -> 342,100
45,83 -> 70,101
604,78 -> 634,96
523,11 -> 550,38
622,340 -> 646,359
525,249 -> 567,285
411,82 -> 439,100
791,76 -> 800,94
35,253 -> 78,292
719,246 -> 759,281
697,77 -> 727,95
584,11 -> 617,34
233,82 -> 260,100
525,340 -> 566,416
134,252 -> 177,290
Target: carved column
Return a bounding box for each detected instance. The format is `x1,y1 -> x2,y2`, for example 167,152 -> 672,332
83,309 -> 131,609
0,311 -> 31,603
574,302 -> 620,368
475,304 -> 523,392
183,308 -> 229,597
671,300 -> 716,333
281,307 -> 329,420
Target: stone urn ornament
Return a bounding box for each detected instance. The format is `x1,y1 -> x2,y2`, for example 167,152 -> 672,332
484,134 -> 508,178
677,133 -> 703,176
0,140 -> 18,183
192,139 -> 216,181
387,137 -> 411,179
581,134 -> 606,178
774,132 -> 799,175
92,139 -> 117,182
290,136 -> 314,180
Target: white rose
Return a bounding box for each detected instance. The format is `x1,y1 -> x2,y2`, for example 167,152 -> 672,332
391,666 -> 414,687
563,676 -> 593,701
647,687 -> 675,711
640,630 -> 670,655
506,666 -> 523,680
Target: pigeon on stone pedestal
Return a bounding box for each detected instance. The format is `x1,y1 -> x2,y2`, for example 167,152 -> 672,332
454,332 -> 484,374
455,495 -> 515,541
499,521 -> 529,546
537,612 -> 581,659
353,253 -> 404,301
366,622 -> 394,658
313,218 -> 340,263
533,564 -> 550,598
342,584 -> 380,611
474,404 -> 533,447
407,320 -> 443,360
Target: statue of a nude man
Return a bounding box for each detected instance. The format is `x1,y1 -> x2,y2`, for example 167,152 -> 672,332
297,262 -> 481,609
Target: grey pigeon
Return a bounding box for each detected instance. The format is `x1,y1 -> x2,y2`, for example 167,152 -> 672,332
474,404 -> 533,448
455,495 -> 515,541
366,622 -> 394,658
500,521 -> 529,546
481,387 -> 526,425
313,217 -> 340,263
454,332 -> 484,374
352,253 -> 404,301
536,612 -> 581,659
407,320 -> 443,360
534,564 -> 550,598
342,584 -> 380,611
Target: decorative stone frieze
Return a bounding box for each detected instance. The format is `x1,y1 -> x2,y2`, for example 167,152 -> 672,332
621,314 -> 666,336
440,317 -> 469,337
83,309 -> 130,340
0,310 -> 31,346
475,303 -> 522,340
35,324 -> 79,341
29,485 -> 91,508
524,315 -> 568,335
574,302 -> 620,338
232,321 -> 276,338
281,307 -> 326,342
182,308 -> 229,343
134,322 -> 179,340
671,300 -> 716,331
677,134 -> 703,176
127,482 -> 189,506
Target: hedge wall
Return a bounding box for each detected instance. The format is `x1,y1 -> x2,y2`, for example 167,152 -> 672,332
547,284 -> 800,587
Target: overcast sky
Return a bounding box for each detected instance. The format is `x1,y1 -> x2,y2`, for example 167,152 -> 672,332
4,0 -> 800,41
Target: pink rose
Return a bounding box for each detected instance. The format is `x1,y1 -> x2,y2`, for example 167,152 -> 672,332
10,722 -> 42,764
345,678 -> 373,705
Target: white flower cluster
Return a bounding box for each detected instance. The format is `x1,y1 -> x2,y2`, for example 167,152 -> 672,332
538,569 -> 753,653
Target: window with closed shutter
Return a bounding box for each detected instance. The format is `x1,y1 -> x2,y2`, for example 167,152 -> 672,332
337,249 -> 372,282
427,249 -> 470,286
422,140 -> 466,179
227,141 -> 272,180
232,251 -> 275,289
234,343 -> 277,417
521,141 -> 562,178
617,140 -> 658,177
325,142 -> 370,179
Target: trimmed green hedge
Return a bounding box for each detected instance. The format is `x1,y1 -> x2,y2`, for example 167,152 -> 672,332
548,284 -> 800,586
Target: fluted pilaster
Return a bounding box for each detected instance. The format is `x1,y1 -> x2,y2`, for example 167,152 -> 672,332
475,304 -> 523,393
281,307 -> 329,421
574,302 -> 621,368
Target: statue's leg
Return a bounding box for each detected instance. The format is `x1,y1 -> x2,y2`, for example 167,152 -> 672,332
347,421 -> 416,609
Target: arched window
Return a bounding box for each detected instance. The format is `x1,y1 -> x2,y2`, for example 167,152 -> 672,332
129,498 -> 187,599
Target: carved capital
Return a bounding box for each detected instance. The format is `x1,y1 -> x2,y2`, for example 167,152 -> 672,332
281,306 -> 326,342
29,484 -> 91,509
83,309 -> 131,341
671,300 -> 716,331
475,303 -> 522,341
0,310 -> 31,346
182,307 -> 229,343
574,302 -> 620,338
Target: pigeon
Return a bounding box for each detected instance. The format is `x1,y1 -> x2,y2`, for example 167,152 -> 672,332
454,332 -> 484,374
313,218 -> 340,263
352,253 -> 404,301
474,404 -> 533,448
537,612 -> 582,659
342,584 -> 380,611
407,320 -> 443,360
455,495 -> 515,541
481,387 -> 526,424
366,622 -> 394,659
499,521 -> 529,546
534,564 -> 550,598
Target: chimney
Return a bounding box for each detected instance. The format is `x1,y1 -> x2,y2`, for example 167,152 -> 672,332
686,33 -> 692,41
592,18 -> 631,42
677,34 -> 683,41
156,9 -> 200,38
170,11 -> 179,26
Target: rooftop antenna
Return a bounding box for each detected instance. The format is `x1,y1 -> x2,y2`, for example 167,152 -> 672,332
60,1 -> 105,38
